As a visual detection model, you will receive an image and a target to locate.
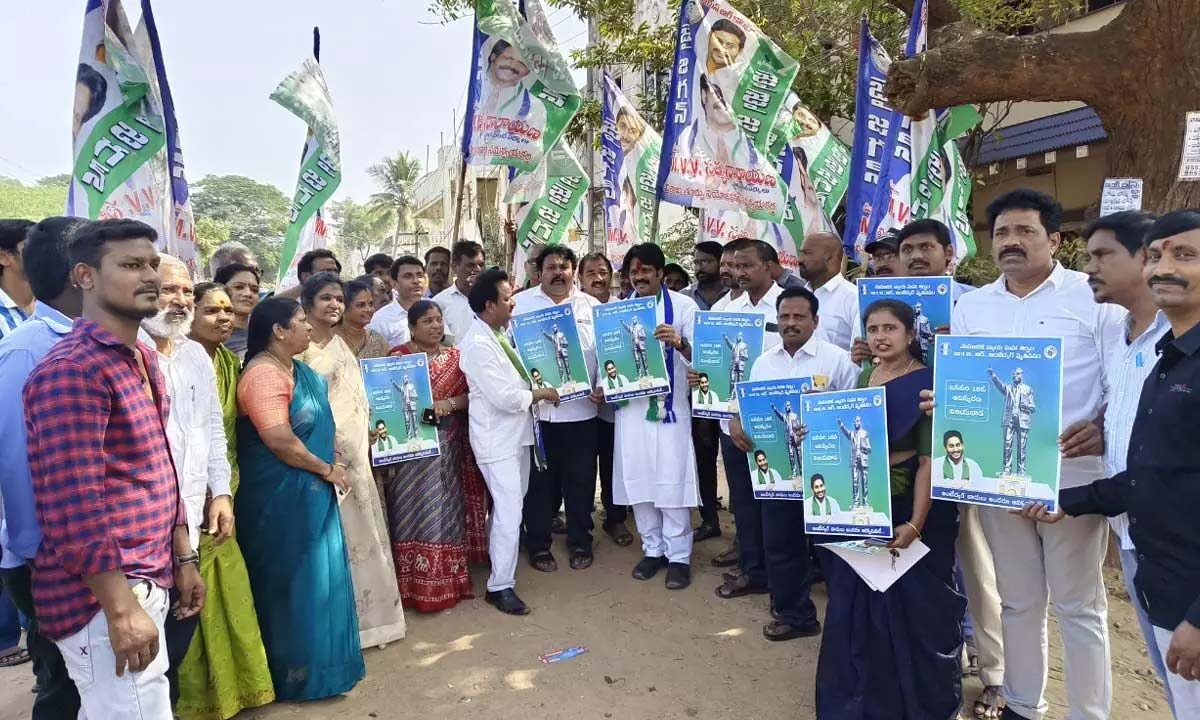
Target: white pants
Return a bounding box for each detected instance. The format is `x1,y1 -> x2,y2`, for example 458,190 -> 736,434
979,508 -> 1111,720
957,504 -> 1005,687
56,581 -> 172,720
631,503 -> 692,564
1154,625 -> 1200,719
479,450 -> 530,592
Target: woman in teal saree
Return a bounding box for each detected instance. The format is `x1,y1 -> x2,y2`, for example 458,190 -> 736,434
235,297 -> 365,702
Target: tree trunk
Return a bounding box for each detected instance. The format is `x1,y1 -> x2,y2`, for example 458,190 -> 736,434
884,0 -> 1200,211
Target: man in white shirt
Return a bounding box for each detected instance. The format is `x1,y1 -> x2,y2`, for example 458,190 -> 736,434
513,246 -> 602,572
368,255 -> 428,347
949,189 -> 1125,720
140,254 -> 232,706
0,220 -> 36,338
604,243 -> 698,591
459,269 -> 559,615
797,231 -> 856,350
434,241 -> 486,344
1082,209 -> 1175,712
730,286 -> 859,642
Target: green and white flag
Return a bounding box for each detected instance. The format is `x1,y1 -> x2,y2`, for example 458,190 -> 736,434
769,93 -> 851,220
463,0 -> 581,173
507,143 -> 589,287
272,57 -> 341,289
67,0 -> 169,240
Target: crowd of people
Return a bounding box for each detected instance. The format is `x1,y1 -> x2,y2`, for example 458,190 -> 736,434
0,185 -> 1196,720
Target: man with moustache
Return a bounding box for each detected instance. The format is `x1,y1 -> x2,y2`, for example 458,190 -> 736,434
369,255 -> 428,347
864,231 -> 901,277
435,240 -> 486,344
514,246 -> 602,571
682,241 -> 727,311
424,246 -> 452,297
140,255 -> 233,706
1023,210 -> 1200,718
683,241 -> 727,541
796,231 -> 856,350
948,189 -> 1125,720
578,253 -> 634,546
711,240 -> 748,311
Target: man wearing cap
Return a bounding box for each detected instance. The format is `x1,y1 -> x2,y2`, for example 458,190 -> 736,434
864,231 -> 902,277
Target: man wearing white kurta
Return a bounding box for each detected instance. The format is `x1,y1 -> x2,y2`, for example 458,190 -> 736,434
459,269 -> 559,615
140,255 -> 233,704
950,189 -> 1126,720
608,244 -> 699,590
434,240 -> 486,345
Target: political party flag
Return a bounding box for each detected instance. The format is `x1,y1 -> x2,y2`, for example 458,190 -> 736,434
134,0 -> 196,269
855,276 -> 952,365
691,311 -> 766,419
272,49 -> 341,289
656,0 -> 797,221
931,335 -> 1064,511
593,296 -> 671,403
511,305 -> 591,403
362,354 -> 441,466
735,377 -> 813,501
769,92 -> 852,220
602,73 -> 663,271
505,143 -> 589,287
67,0 -> 170,240
801,386 -> 893,537
462,0 -> 581,173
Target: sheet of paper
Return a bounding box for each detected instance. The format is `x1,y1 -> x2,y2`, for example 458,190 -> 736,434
1179,112 -> 1200,182
1099,178 -> 1143,216
820,539 -> 929,592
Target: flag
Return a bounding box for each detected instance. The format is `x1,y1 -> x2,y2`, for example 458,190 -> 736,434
272,51 -> 341,289
462,0 -> 581,173
507,144 -> 589,287
135,0 -> 197,270
655,0 -> 798,221
842,17 -> 895,261
768,92 -> 852,221
601,73 -> 663,272
67,0 -> 169,240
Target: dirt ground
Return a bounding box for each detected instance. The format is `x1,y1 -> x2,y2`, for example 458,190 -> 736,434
0,508 -> 1171,720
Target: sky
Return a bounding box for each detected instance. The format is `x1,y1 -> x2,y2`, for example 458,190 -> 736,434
0,0 -> 587,201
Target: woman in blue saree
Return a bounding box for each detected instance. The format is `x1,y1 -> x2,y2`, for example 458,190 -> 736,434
816,299 -> 965,720
235,297 -> 365,701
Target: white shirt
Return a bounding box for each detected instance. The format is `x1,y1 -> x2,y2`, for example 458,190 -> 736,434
934,455 -> 985,484
156,338 -> 232,550
367,300 -> 410,348
748,335 -> 860,392
718,283 -> 783,435
458,317 -> 535,463
1102,310 -> 1170,549
809,273 -> 857,351
710,290 -> 743,312
434,284 -> 475,345
951,262 -> 1127,488
0,286 -> 29,338
513,286 -> 600,423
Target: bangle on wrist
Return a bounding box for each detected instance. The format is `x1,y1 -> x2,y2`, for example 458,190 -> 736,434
174,551 -> 199,567
904,521 -> 922,539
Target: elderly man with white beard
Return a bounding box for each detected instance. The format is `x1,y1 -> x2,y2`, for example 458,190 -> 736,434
140,254 -> 233,708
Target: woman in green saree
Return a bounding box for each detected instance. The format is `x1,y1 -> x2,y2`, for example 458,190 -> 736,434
176,282 -> 275,719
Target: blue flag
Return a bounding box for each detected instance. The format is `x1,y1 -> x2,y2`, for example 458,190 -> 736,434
842,17 -> 895,261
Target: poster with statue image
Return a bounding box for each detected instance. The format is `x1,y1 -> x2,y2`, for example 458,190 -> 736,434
931,335 -> 1064,510
735,377 -> 813,501
593,296 -> 670,403
511,304 -> 590,403
691,311 -> 765,419
361,354 -> 440,466
856,276 -> 952,365
800,387 -> 893,538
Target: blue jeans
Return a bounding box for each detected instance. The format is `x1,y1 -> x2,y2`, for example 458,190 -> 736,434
0,585 -> 25,650
1120,547 -> 1175,715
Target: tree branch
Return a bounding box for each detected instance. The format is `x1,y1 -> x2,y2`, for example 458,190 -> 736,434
880,0 -> 961,29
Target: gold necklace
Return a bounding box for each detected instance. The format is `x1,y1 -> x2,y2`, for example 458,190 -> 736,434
872,356 -> 915,386
261,348 -> 293,373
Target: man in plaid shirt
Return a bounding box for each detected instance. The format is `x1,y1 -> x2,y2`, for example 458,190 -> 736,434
23,219 -> 205,720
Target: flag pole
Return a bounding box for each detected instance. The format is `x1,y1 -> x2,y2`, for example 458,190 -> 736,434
451,155 -> 468,246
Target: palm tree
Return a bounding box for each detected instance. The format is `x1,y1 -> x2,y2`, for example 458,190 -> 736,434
366,151 -> 422,255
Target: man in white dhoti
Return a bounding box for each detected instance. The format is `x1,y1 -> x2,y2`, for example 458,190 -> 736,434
598,243 -> 698,590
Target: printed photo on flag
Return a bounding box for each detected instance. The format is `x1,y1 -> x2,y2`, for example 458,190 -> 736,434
769,92 -> 852,220
602,73 -> 662,271
506,143 -> 588,287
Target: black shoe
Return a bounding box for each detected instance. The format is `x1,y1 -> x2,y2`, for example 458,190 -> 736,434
485,588 -> 530,615
763,619 -> 821,641
692,522 -> 721,542
631,555 -> 669,580
665,562 -> 691,590
551,514 -> 567,535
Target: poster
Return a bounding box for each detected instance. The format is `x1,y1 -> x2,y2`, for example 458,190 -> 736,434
506,143 -> 589,286
856,276 -> 952,364
272,57 -> 341,289
511,304 -> 591,403
735,377 -> 813,501
691,311 -> 766,419
655,0 -> 797,220
67,0 -> 169,242
801,387 -> 893,537
1179,111 -> 1200,182
768,92 -> 851,219
462,0 -> 581,172
931,335 -> 1064,510
1099,177 -> 1144,216
601,73 -> 663,271
593,296 -> 670,402
361,354 -> 441,466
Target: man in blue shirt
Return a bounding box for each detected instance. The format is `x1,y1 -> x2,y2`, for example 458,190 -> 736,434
0,216 -> 86,719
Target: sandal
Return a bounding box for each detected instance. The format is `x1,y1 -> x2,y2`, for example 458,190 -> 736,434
604,522 -> 634,547
973,685 -> 1003,718
711,547 -> 739,568
569,548 -> 593,570
0,647 -> 30,667
528,550 -> 558,573
714,574 -> 768,599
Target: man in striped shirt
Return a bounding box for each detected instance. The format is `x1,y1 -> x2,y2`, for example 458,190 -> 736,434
0,220 -> 37,337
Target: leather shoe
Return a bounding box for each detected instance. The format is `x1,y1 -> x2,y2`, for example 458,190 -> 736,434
665,562 -> 691,590
692,522 -> 721,542
485,588 -> 530,615
631,555 -> 669,580
763,619 -> 821,641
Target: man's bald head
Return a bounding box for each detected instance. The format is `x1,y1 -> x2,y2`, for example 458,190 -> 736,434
797,232 -> 843,284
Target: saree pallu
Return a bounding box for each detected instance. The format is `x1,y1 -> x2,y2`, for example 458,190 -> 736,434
176,345 -> 274,720
816,368 -> 965,720
236,361 -> 364,702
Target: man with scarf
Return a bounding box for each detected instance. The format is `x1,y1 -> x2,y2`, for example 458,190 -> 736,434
599,243 -> 698,590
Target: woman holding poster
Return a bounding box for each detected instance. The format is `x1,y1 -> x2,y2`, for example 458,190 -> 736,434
382,301 -> 490,611
817,300 -> 964,719
297,274 -> 407,649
